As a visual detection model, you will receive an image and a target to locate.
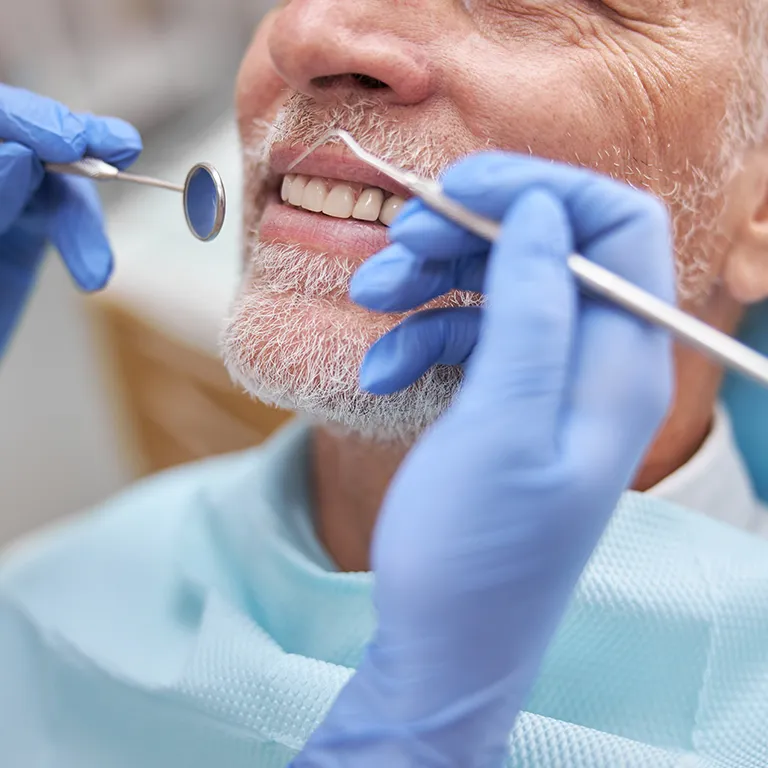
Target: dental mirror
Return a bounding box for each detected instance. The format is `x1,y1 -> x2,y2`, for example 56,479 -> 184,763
40,155 -> 227,242
183,163 -> 227,242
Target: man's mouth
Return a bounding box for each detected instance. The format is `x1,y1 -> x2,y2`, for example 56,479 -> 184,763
280,174 -> 407,226
254,142 -> 416,257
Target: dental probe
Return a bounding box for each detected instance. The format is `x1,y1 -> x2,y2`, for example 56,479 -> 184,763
44,156 -> 186,192
287,129 -> 768,390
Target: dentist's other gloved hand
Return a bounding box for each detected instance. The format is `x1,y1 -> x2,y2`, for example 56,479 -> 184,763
0,84 -> 142,357
291,154 -> 676,767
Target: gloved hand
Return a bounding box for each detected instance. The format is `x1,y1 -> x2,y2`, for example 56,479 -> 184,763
291,153 -> 676,766
0,84 -> 142,356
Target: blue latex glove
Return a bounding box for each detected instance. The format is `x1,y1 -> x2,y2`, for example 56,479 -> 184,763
0,84 -> 142,356
291,154 -> 676,766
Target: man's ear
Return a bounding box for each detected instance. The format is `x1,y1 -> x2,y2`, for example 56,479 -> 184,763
723,147 -> 768,304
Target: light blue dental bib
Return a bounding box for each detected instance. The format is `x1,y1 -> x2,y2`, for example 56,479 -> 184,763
1,421 -> 767,767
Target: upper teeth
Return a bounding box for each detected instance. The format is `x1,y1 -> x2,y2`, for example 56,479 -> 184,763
281,174 -> 406,226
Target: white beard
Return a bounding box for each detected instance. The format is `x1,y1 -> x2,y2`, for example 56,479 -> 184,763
221,241 -> 466,443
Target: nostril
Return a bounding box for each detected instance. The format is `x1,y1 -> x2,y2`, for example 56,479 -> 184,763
311,73 -> 390,91
351,74 -> 388,90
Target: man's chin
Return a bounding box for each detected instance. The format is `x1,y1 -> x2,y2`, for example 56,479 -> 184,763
221,287 -> 463,443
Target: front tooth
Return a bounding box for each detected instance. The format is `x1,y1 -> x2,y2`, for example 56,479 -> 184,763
289,175 -> 309,206
322,184 -> 355,219
302,178 -> 328,212
379,195 -> 406,226
281,174 -> 294,202
353,188 -> 385,221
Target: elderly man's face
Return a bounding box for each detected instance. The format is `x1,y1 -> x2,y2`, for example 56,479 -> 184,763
223,0 -> 754,441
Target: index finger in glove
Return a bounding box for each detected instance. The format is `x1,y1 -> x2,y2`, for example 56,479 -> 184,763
387,152 -> 546,262
0,84 -> 87,163
383,153 -> 672,310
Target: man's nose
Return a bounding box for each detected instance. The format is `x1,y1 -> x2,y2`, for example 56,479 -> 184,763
268,0 -> 436,106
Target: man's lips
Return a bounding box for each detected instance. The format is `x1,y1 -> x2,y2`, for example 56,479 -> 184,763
258,141 -> 413,258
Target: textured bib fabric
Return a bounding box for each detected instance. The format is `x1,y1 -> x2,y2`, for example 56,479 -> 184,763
2,421 -> 768,767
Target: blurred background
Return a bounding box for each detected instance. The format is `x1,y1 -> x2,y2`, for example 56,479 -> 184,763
0,0 -> 289,546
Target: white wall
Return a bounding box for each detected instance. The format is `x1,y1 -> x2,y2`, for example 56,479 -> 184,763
0,0 -> 266,125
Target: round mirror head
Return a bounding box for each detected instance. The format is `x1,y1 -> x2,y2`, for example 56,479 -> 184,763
183,163 -> 226,242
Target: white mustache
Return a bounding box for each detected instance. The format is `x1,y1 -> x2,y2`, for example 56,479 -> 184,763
246,92 -> 456,191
